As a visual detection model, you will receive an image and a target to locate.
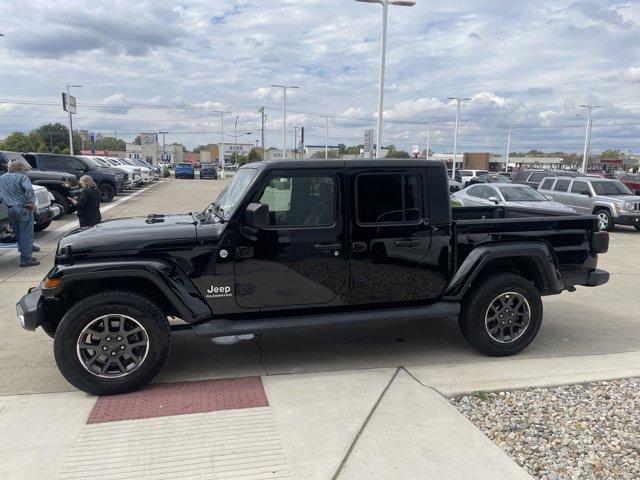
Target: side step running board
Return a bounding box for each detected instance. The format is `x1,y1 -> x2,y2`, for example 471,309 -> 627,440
191,302 -> 460,338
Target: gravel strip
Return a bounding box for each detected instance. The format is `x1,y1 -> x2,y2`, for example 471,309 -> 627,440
450,378 -> 640,480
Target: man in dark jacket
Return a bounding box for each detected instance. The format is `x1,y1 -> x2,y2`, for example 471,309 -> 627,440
77,175 -> 102,227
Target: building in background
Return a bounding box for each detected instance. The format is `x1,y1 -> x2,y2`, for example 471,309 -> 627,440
125,133 -> 184,165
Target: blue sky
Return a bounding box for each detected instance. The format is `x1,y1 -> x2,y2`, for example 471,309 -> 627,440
0,0 -> 638,154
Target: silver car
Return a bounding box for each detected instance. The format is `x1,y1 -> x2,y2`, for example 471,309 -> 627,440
538,176 -> 640,231
452,183 -> 575,213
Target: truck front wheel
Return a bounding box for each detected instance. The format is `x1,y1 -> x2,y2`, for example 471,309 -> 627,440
459,273 -> 542,356
53,291 -> 170,395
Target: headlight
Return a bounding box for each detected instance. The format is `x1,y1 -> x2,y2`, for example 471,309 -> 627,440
624,202 -> 634,211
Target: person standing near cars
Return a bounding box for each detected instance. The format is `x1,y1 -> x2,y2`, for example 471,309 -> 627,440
0,160 -> 40,267
77,175 -> 102,228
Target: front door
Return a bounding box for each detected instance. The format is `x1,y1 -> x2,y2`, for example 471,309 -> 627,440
234,169 -> 347,309
348,169 -> 447,305
568,180 -> 593,214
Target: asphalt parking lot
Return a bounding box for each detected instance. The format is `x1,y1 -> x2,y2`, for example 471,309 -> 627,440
1,176 -> 639,479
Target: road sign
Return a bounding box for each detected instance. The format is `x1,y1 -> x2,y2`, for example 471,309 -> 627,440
62,93 -> 77,114
413,145 -> 420,159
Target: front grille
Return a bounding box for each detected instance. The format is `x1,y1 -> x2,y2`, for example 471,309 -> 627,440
35,188 -> 50,207
634,203 -> 640,212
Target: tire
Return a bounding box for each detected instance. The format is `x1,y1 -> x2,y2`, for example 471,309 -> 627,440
594,208 -> 614,231
54,291 -> 170,395
99,183 -> 116,203
50,190 -> 69,217
634,225 -> 640,232
34,220 -> 52,232
459,273 -> 543,356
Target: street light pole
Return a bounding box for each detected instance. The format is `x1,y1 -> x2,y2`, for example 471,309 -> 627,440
579,104 -> 602,173
447,96 -> 470,180
325,116 -> 329,159
504,126 -> 514,172
220,112 -> 226,178
425,122 -> 431,158
355,0 -> 416,159
159,131 -> 167,164
65,84 -> 81,154
271,84 -> 299,159
234,116 -> 239,164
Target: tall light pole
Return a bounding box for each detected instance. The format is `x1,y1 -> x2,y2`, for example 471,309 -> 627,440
325,116 -> 330,159
579,104 -> 601,173
159,131 -> 167,164
234,116 -> 239,164
65,84 -> 82,154
446,96 -> 470,180
355,0 -> 416,159
271,84 -> 299,159
504,125 -> 514,172
425,122 -> 431,158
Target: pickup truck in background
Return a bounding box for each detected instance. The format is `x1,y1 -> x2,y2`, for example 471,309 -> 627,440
0,151 -> 81,218
17,159 -> 610,395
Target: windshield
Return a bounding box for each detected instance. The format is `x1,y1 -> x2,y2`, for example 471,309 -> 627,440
91,157 -> 109,167
591,181 -> 632,196
213,168 -> 259,219
82,156 -> 102,167
499,186 -> 548,202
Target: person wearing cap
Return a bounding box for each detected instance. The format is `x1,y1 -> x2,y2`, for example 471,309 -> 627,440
0,160 -> 40,267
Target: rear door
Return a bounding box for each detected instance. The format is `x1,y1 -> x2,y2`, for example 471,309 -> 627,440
348,168 -> 445,304
551,179 -> 572,207
234,168 -> 347,309
568,180 -> 593,213
63,157 -> 89,178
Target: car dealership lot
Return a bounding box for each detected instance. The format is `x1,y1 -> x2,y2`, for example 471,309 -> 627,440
1,177 -> 639,479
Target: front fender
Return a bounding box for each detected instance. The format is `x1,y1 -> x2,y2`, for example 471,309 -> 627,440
444,242 -> 564,300
43,259 -> 212,322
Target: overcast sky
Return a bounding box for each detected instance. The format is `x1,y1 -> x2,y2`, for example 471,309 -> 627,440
0,0 -> 638,154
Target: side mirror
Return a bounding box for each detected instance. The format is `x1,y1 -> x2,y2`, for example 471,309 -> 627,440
245,203 -> 268,229
488,196 -> 500,205
584,191 -> 592,197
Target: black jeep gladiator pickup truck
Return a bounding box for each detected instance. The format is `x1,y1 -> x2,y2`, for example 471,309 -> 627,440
17,159 -> 610,395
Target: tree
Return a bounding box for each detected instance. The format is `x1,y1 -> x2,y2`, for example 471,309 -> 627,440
133,135 -> 142,145
96,137 -> 126,151
247,148 -> 262,163
30,123 -> 82,154
193,143 -> 216,153
0,131 -> 47,152
601,149 -> 622,158
337,143 -> 346,154
394,150 -> 411,158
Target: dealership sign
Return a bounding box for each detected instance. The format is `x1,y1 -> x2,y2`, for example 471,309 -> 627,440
62,93 -> 77,114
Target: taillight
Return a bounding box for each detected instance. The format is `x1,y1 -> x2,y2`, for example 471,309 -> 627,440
591,231 -> 609,254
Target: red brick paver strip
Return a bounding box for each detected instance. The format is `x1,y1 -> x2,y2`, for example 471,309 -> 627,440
87,376 -> 269,424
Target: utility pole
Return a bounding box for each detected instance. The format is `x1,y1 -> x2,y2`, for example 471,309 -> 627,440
220,113 -> 226,178
294,126 -> 298,159
446,96 -> 470,180
325,116 -> 329,159
271,84 -> 299,159
234,116 -> 239,164
258,106 -> 266,153
579,104 -> 602,173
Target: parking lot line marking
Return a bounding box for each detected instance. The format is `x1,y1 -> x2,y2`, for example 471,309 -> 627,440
87,376 -> 270,424
0,181 -> 162,264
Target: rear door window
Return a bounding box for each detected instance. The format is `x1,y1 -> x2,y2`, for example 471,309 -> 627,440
40,155 -> 66,170
554,179 -> 571,192
540,178 -> 555,190
528,172 -> 547,183
356,173 -> 422,224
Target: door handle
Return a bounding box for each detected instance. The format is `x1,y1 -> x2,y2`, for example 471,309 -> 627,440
314,243 -> 341,251
394,239 -> 420,248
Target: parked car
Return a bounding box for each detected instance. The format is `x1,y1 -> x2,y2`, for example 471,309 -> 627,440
455,169 -> 490,187
448,177 -> 463,192
94,157 -> 142,187
83,156 -> 136,190
17,159 -> 610,395
32,185 -> 61,232
175,162 -> 195,179
1,151 -> 81,217
199,163 -> 218,179
538,176 -> 640,231
615,173 -> 640,195
511,169 -> 585,189
453,183 -> 575,213
467,173 -> 512,186
22,153 -> 122,202
122,158 -> 156,182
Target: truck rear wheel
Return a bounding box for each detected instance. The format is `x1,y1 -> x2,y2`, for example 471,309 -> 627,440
53,291 -> 170,395
459,273 -> 542,356
100,183 -> 116,202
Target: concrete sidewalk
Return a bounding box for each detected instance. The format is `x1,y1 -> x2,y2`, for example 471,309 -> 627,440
3,349 -> 640,479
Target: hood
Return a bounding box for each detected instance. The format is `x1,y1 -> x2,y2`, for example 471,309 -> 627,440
597,194 -> 640,203
59,214 -> 204,255
27,169 -> 76,184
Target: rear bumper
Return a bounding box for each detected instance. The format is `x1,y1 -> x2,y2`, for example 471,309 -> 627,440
34,205 -> 60,225
584,268 -> 610,287
16,287 -> 44,331
613,214 -> 640,226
